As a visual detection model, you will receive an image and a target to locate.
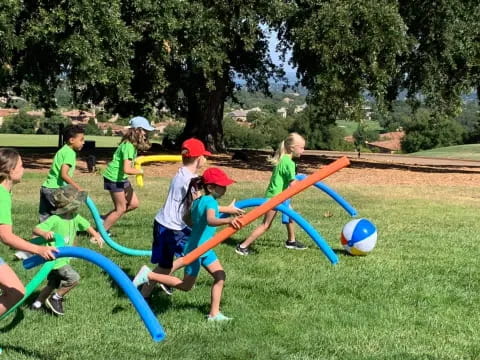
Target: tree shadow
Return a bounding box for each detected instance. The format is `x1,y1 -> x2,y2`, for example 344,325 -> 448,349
0,345 -> 55,360
0,308 -> 24,333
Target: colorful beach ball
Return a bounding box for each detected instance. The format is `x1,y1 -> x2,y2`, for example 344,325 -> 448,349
341,218 -> 377,256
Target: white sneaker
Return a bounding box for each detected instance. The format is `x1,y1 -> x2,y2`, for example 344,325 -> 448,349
133,265 -> 152,287
14,250 -> 33,260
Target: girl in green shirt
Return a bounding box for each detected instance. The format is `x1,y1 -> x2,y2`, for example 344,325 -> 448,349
102,116 -> 154,232
0,148 -> 57,316
235,133 -> 307,255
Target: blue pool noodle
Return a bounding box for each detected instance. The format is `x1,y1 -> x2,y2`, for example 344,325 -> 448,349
233,198 -> 338,265
85,197 -> 151,256
281,174 -> 358,224
23,246 -> 165,342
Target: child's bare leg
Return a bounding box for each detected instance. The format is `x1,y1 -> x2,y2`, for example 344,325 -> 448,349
124,187 -> 139,213
103,191 -> 127,230
140,266 -> 170,298
34,285 -> 54,304
239,210 -> 277,248
286,221 -> 295,242
204,260 -> 225,317
0,264 -> 25,315
147,272 -> 196,292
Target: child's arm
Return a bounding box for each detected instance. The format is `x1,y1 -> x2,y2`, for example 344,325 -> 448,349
0,225 -> 57,260
206,209 -> 242,229
32,227 -> 54,241
60,164 -> 82,191
86,227 -> 104,248
122,159 -> 143,176
218,199 -> 245,216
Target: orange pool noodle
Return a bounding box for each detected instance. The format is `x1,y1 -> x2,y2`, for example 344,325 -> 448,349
179,156 -> 350,266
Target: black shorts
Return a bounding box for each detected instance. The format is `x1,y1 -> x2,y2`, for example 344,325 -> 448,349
103,178 -> 132,193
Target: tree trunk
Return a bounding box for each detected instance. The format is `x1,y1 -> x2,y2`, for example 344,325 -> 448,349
181,74 -> 228,153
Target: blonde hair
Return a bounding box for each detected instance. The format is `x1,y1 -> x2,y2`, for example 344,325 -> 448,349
269,133 -> 305,165
121,128 -> 151,151
0,148 -> 20,183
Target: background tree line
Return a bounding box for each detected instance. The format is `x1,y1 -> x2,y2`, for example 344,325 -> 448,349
0,0 -> 479,152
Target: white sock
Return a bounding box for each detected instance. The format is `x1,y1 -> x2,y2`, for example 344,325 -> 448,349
52,293 -> 62,300
32,300 -> 42,308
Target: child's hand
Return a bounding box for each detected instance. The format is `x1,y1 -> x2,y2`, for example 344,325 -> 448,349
90,233 -> 104,248
225,199 -> 245,216
43,231 -> 55,240
35,245 -> 58,260
230,216 -> 243,229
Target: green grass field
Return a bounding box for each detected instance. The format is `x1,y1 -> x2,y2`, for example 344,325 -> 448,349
1,169 -> 479,359
336,120 -> 383,136
0,134 -> 161,148
411,144 -> 480,161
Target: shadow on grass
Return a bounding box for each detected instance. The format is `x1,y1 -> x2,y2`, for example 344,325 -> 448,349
0,345 -> 55,360
0,308 -> 24,333
332,247 -> 352,256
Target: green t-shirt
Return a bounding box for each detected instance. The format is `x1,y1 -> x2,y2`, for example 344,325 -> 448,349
42,145 -> 77,189
264,155 -> 296,198
0,184 -> 12,226
36,214 -> 90,269
103,141 -> 137,181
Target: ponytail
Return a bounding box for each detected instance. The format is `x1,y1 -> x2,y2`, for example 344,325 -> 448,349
181,176 -> 205,224
268,132 -> 304,165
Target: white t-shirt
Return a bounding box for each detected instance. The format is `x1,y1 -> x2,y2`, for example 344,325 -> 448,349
155,166 -> 196,230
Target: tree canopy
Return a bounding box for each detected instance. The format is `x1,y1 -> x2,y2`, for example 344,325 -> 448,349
0,0 -> 478,152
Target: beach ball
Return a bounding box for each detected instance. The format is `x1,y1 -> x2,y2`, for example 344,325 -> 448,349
341,218 -> 377,255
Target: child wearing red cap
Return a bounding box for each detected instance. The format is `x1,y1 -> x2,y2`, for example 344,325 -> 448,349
139,138 -> 209,298
133,167 -> 242,321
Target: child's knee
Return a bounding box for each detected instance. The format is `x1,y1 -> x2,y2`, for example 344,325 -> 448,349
212,270 -> 226,282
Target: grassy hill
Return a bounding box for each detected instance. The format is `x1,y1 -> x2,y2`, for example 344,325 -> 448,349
410,144 -> 480,161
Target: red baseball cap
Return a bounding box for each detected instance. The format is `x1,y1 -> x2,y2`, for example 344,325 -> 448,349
181,138 -> 212,157
203,168 -> 235,186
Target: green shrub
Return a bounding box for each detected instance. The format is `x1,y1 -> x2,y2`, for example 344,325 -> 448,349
0,110 -> 37,134
37,113 -> 69,134
223,118 -> 265,149
163,122 -> 185,144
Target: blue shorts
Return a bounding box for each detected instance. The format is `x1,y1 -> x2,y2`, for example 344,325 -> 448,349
0,257 -> 5,266
103,178 -> 132,193
184,249 -> 218,277
151,220 -> 191,269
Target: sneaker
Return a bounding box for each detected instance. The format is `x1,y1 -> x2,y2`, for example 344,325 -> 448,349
159,283 -> 174,296
45,295 -> 64,316
207,312 -> 233,322
14,250 -> 33,260
285,240 -> 307,250
235,244 -> 250,256
133,265 -> 152,287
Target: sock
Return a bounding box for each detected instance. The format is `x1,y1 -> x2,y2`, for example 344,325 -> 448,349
32,300 -> 42,308
52,293 -> 62,300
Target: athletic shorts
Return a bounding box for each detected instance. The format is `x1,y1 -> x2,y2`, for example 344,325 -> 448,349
184,249 -> 218,277
103,178 -> 132,193
151,220 -> 190,269
47,265 -> 80,288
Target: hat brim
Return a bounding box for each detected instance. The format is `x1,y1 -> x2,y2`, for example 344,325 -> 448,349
208,178 -> 235,187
